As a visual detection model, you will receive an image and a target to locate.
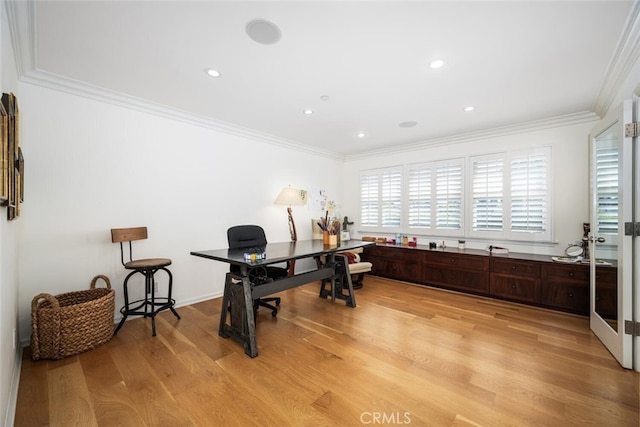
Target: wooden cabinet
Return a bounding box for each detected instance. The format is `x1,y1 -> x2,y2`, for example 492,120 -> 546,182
540,263 -> 617,316
490,257 -> 540,304
365,245 -> 422,283
423,251 -> 489,294
541,263 -> 590,315
361,243 -> 617,317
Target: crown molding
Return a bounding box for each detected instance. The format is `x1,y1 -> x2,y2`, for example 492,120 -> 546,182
592,0 -> 640,116
344,111 -> 600,161
5,0 -> 342,161
4,0 -> 36,78
21,69 -> 343,160
5,1 -> 631,163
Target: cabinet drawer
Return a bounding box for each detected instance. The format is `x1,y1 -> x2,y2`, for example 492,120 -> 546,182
490,275 -> 540,303
367,245 -> 421,262
427,252 -> 488,271
491,258 -> 540,278
540,282 -> 589,314
424,267 -> 489,293
543,263 -> 589,282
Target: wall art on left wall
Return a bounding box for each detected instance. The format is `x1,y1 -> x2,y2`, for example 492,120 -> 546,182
1,92 -> 23,220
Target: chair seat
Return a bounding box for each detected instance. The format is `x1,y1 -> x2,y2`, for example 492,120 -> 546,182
124,258 -> 172,270
348,261 -> 372,274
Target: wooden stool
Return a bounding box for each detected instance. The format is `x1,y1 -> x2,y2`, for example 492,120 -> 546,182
111,227 -> 180,336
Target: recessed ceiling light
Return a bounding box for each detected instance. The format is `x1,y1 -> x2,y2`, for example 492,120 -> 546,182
357,132 -> 365,138
429,59 -> 444,69
303,109 -> 313,115
463,106 -> 475,112
246,19 -> 281,45
399,121 -> 417,128
206,69 -> 221,78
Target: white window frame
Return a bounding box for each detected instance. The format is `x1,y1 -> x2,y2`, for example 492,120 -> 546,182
358,148 -> 552,243
468,147 -> 552,241
404,158 -> 465,237
359,166 -> 403,233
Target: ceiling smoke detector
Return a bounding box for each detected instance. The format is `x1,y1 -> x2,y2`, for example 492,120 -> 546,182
246,19 -> 281,45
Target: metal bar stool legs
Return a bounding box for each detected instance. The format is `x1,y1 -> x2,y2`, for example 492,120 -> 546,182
113,267 -> 180,336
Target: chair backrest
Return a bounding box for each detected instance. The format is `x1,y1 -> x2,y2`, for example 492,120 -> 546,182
227,225 -> 268,249
111,226 -> 148,265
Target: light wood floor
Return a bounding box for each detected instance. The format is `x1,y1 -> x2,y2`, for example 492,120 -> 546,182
15,276 -> 639,426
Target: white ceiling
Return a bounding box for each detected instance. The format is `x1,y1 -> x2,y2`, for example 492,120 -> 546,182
10,1 -> 638,156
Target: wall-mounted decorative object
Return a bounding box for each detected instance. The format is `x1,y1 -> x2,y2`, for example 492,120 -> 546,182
0,99 -> 8,203
1,92 -> 22,220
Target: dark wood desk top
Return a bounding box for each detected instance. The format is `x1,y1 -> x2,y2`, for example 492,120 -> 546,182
191,239 -> 374,268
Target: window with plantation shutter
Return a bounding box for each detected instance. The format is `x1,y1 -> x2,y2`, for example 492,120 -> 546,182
359,147 -> 551,242
510,152 -> 548,234
407,165 -> 431,228
360,173 -> 379,227
472,157 -> 503,232
469,148 -> 551,240
436,161 -> 463,231
360,167 -> 402,230
405,159 -> 463,234
594,145 -> 619,235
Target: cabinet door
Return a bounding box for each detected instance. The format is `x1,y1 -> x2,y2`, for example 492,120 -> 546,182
490,275 -> 540,303
540,282 -> 589,315
370,258 -> 420,283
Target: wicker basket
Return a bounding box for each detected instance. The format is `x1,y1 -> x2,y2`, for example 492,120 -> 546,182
30,275 -> 115,360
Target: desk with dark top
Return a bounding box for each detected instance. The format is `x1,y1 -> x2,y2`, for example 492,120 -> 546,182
190,239 -> 374,357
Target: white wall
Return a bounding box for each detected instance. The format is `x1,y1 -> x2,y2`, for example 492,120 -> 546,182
1,1 -> 21,425
341,119 -> 596,256
16,83 -> 344,344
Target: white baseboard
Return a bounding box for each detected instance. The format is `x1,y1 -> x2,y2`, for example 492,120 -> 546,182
5,344 -> 23,427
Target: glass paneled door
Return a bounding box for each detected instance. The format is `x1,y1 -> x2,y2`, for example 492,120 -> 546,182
589,100 -> 633,369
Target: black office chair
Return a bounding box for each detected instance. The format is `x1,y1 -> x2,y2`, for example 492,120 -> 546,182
227,225 -> 289,317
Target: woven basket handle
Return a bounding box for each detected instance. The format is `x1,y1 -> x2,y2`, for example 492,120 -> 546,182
90,275 -> 111,290
31,293 -> 59,312
30,293 -> 60,360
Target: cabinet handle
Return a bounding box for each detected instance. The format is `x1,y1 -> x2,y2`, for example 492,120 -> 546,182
568,293 -> 574,298
450,274 -> 456,280
511,283 -> 516,289
511,265 -> 517,270
449,258 -> 455,263
568,272 -> 574,277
